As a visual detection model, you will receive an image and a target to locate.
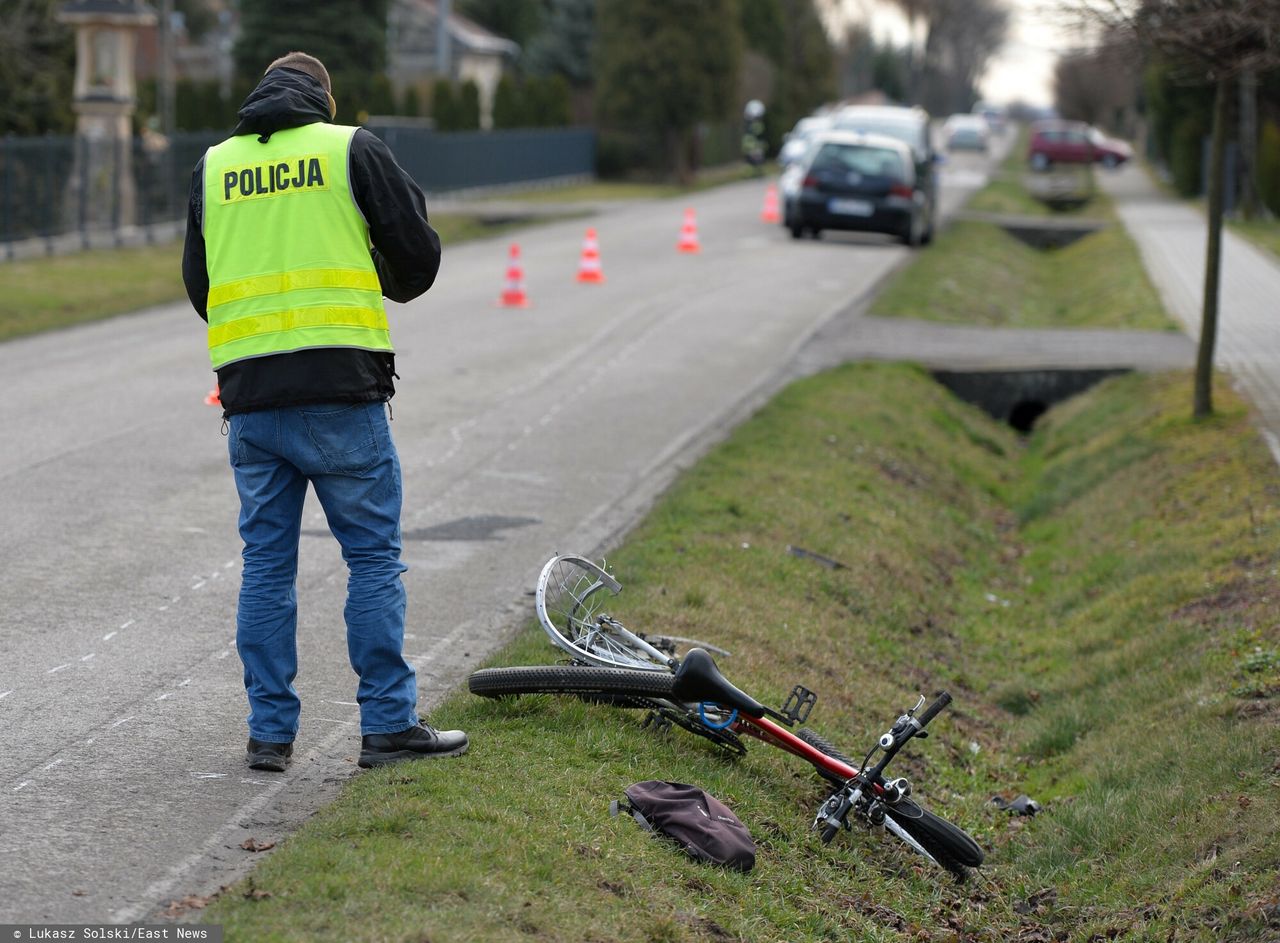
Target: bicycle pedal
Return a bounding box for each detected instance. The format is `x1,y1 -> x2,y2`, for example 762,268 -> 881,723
781,685 -> 817,725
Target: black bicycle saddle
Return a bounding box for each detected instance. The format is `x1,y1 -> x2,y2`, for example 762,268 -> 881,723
672,648 -> 766,717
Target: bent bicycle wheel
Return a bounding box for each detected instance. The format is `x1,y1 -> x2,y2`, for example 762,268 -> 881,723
884,798 -> 984,881
535,554 -> 729,671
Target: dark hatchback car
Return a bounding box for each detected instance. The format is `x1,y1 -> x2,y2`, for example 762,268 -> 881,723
781,131 -> 928,245
831,105 -> 938,242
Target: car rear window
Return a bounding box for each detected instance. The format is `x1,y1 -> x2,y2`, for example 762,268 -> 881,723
832,115 -> 925,153
811,143 -> 906,179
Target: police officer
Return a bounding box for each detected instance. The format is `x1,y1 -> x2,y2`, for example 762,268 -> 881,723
182,52 -> 468,771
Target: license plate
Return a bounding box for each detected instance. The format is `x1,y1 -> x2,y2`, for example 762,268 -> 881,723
829,198 -> 872,216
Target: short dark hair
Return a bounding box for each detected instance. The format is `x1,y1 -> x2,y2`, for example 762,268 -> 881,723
265,52 -> 331,93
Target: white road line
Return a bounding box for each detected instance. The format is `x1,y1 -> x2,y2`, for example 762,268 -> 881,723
241,779 -> 271,786
81,653 -> 95,661
178,678 -> 192,687
102,631 -> 117,642
120,620 -> 135,630
191,773 -> 227,780
14,781 -> 30,792
110,717 -> 134,729
191,581 -> 206,590
155,693 -> 173,701
223,560 -> 236,568
321,700 -> 359,707
43,759 -> 63,771
158,605 -> 169,612
0,691 -> 12,700
48,664 -> 71,674
314,718 -> 357,726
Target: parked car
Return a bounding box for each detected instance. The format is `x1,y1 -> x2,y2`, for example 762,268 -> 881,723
778,114 -> 835,168
944,114 -> 990,153
780,131 -> 929,246
831,105 -> 938,242
971,101 -> 1007,134
1027,119 -> 1094,170
1088,127 -> 1132,168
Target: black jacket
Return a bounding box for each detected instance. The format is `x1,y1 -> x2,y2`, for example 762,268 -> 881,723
182,68 -> 441,416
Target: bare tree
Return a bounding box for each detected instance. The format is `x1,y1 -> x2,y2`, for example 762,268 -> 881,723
886,0 -> 1009,111
1054,31 -> 1140,131
1066,0 -> 1280,418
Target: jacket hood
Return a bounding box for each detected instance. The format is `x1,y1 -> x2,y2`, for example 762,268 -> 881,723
233,67 -> 332,142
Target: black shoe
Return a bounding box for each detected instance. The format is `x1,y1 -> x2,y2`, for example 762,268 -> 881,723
358,722 -> 468,768
247,738 -> 293,772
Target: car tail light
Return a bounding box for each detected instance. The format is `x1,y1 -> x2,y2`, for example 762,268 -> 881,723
889,183 -> 913,199
802,174 -> 818,189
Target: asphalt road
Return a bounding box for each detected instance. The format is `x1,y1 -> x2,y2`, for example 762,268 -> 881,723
0,146 -> 998,923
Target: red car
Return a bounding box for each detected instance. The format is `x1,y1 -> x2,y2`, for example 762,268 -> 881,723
1027,120 -> 1094,170
1088,127 -> 1133,168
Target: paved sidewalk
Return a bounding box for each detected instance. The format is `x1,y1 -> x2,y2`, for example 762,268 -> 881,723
1098,165 -> 1280,460
793,314 -> 1193,376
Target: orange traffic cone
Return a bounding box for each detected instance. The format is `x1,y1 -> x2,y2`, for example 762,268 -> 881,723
676,207 -> 701,254
204,384 -> 221,406
499,242 -> 530,307
576,227 -> 605,283
761,183 -> 780,223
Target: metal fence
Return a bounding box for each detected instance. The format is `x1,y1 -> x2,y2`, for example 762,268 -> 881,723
0,131 -> 222,258
368,125 -> 596,194
0,126 -> 596,258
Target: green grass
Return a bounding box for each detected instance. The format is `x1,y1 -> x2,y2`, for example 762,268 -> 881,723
0,211 -> 575,344
868,218 -> 1174,330
1229,218 -> 1280,261
870,135 -> 1172,331
201,361 -> 1280,942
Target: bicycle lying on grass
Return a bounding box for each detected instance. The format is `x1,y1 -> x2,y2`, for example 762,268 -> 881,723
469,553 -> 985,880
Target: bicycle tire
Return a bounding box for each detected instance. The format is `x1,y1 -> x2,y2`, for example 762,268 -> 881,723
884,798 -> 984,881
795,727 -> 858,784
468,666 -> 746,756
469,664 -> 678,699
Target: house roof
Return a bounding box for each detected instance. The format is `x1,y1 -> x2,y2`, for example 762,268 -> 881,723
408,0 -> 520,57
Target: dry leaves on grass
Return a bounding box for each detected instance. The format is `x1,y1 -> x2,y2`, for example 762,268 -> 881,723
239,837 -> 276,852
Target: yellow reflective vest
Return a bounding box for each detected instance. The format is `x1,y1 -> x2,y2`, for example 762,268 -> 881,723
202,122 -> 391,370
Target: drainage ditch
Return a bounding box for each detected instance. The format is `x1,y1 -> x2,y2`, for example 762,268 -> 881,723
930,368 -> 1129,432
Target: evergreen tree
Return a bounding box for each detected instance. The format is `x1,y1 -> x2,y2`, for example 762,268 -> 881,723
595,0 -> 742,182
492,75 -> 523,128
458,80 -> 482,129
400,86 -> 422,118
234,0 -> 389,122
523,0 -> 595,87
456,0 -> 546,49
0,0 -> 74,134
432,79 -> 459,130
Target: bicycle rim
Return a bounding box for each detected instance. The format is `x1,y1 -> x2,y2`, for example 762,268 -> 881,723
535,555 -> 672,670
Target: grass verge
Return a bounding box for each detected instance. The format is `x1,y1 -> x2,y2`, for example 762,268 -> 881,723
871,142 -> 1172,330
201,362 -> 1280,943
1229,218 -> 1280,261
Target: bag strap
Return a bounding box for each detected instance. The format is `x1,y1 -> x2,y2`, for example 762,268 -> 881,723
609,797 -> 653,832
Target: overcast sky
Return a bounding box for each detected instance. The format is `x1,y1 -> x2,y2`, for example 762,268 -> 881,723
819,0 -> 1074,107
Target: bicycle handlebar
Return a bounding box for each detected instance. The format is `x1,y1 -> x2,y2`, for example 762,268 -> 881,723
915,691 -> 951,730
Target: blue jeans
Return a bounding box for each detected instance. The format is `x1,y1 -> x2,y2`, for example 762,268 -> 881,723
227,401 -> 417,742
